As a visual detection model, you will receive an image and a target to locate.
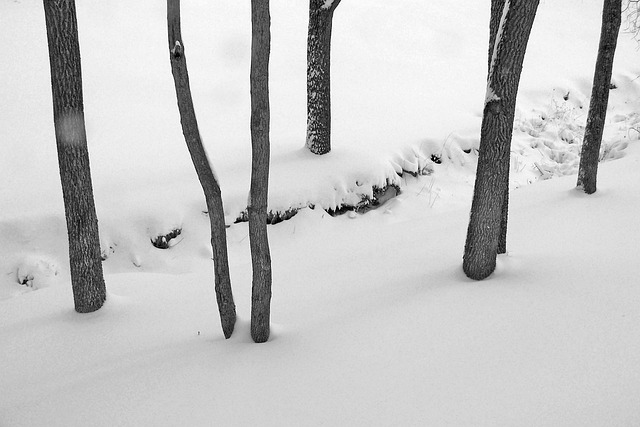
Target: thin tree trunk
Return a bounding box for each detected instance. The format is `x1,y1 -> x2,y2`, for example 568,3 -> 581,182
167,0 -> 236,338
306,0 -> 341,155
250,0 -> 273,343
43,0 -> 106,313
463,0 -> 540,280
577,0 -> 621,194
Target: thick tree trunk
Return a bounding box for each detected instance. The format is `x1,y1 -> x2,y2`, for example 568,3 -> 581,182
167,0 -> 236,338
576,0 -> 621,194
306,0 -> 341,155
43,0 -> 106,313
463,0 -> 540,280
490,0 -> 510,255
250,0 -> 273,343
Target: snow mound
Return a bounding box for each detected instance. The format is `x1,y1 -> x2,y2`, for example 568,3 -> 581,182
16,255 -> 59,288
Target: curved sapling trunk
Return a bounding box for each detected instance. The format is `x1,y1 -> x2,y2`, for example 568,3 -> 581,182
168,0 -> 236,338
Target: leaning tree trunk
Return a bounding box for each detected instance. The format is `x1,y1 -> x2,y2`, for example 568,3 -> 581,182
306,0 -> 341,155
490,0 -> 510,255
463,0 -> 540,280
167,0 -> 236,338
43,0 -> 106,313
576,0 -> 621,194
249,0 -> 273,343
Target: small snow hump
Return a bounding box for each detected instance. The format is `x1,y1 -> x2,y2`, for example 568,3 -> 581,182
15,255 -> 60,290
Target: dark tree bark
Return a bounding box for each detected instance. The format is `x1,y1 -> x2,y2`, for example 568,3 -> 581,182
249,0 -> 273,343
488,0 -> 504,55
490,0 -> 510,255
43,0 -> 106,313
306,0 -> 341,155
463,0 -> 540,280
577,0 -> 621,194
167,0 -> 236,338
497,189 -> 509,255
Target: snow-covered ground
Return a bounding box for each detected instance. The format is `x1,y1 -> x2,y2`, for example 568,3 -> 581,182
1,0 -> 639,425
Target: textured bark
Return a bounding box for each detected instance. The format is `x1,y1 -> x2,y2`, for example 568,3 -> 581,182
463,0 -> 540,280
490,0 -> 510,255
167,0 -> 236,338
250,0 -> 273,343
488,0 -> 504,58
577,0 -> 621,194
43,0 -> 106,313
497,187 -> 509,255
306,0 -> 341,155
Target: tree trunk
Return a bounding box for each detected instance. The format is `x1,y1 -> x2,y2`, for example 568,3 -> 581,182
463,0 -> 540,280
576,0 -> 621,194
490,0 -> 510,255
250,0 -> 273,343
43,0 -> 106,313
167,0 -> 236,338
306,0 -> 341,155
497,188 -> 509,255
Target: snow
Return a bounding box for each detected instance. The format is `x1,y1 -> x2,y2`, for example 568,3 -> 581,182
485,0 -> 510,105
1,0 -> 640,425
171,39 -> 182,57
485,85 -> 501,104
322,0 -> 336,10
